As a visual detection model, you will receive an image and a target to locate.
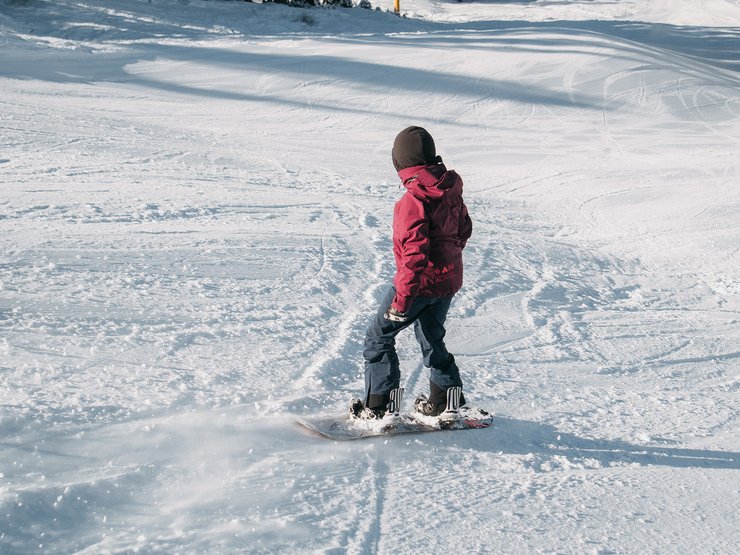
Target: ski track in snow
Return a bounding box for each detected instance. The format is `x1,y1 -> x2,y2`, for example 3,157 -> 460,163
1,0 -> 740,553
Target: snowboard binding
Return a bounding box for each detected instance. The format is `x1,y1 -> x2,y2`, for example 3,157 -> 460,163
349,387 -> 404,420
414,385 -> 463,417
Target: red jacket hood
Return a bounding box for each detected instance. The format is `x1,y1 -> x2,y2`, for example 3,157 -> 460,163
397,163 -> 462,201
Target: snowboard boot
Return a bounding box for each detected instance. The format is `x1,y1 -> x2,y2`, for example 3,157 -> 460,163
349,398 -> 385,420
415,382 -> 466,417
350,388 -> 404,420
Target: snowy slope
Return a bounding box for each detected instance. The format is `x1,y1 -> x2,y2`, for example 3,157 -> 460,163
1,0 -> 739,553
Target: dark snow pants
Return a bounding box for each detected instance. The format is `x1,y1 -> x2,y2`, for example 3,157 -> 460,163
363,286 -> 463,410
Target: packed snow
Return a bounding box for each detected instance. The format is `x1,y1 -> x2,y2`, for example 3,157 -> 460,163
1,0 -> 739,553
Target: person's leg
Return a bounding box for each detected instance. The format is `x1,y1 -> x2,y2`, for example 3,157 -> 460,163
363,288 -> 410,410
413,296 -> 464,412
413,296 -> 452,370
363,288 -> 429,410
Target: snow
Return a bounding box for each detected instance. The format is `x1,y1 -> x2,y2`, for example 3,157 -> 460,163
1,0 -> 739,552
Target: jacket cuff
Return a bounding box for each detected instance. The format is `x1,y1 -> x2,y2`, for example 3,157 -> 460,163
392,294 -> 413,314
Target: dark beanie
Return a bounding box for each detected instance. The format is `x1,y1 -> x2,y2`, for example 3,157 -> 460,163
392,126 -> 441,172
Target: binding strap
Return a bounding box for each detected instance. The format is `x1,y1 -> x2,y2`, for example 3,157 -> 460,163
446,387 -> 462,413
388,388 -> 404,416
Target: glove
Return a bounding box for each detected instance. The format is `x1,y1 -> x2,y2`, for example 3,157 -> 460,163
384,306 -> 409,323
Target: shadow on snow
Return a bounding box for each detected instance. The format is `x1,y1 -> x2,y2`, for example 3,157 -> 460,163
1,3 -> 738,114
449,415 -> 740,471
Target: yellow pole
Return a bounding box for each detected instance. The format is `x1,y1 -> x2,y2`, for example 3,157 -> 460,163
394,0 -> 400,14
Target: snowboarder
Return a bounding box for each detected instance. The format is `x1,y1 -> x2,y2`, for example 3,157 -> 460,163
351,126 -> 472,419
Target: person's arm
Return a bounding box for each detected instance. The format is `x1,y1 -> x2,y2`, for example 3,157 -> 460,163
459,200 -> 472,249
392,196 -> 429,313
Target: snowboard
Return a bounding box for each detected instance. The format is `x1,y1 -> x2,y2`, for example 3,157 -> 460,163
296,406 -> 493,441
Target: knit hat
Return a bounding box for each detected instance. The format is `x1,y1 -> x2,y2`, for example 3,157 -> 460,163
392,126 -> 442,172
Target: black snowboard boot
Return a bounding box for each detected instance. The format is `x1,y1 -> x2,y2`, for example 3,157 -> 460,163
350,388 -> 403,420
415,381 -> 466,416
349,398 -> 385,420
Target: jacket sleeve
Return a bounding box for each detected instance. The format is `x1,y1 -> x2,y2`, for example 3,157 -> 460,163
392,195 -> 429,313
459,200 -> 472,249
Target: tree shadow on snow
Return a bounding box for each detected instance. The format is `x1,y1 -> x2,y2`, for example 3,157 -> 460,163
455,416 -> 740,471
2,3 -> 739,119
0,41 -> 603,120
341,20 -> 740,80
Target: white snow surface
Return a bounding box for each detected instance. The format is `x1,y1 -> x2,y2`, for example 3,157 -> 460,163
1,0 -> 739,553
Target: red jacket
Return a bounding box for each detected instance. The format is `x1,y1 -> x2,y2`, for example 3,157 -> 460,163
392,163 -> 472,313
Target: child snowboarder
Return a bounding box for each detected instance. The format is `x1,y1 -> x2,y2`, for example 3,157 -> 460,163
351,126 -> 472,419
